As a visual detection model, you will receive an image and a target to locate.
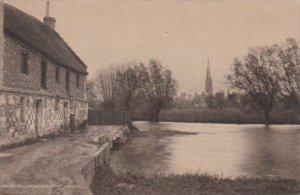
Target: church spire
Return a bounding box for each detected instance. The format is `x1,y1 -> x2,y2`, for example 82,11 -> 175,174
206,58 -> 211,80
205,58 -> 213,95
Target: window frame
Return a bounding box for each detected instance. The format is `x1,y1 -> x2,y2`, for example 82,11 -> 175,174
21,52 -> 29,75
41,60 -> 47,90
66,71 -> 70,92
76,74 -> 80,88
55,66 -> 60,83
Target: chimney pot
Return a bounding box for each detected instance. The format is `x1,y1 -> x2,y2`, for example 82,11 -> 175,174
43,1 -> 56,29
46,1 -> 50,17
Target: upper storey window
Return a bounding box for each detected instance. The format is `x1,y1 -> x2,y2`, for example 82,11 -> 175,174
76,74 -> 80,88
55,67 -> 60,83
41,61 -> 47,90
21,52 -> 29,74
66,71 -> 70,92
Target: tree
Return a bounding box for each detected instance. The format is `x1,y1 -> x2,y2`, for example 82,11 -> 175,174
86,80 -> 96,106
227,92 -> 240,108
116,62 -> 146,126
205,94 -> 215,109
277,38 -> 300,106
86,80 -> 102,124
143,59 -> 177,122
239,94 -> 261,113
227,46 -> 280,125
215,91 -> 226,110
90,67 -> 119,123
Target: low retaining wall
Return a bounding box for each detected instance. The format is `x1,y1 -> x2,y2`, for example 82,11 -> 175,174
80,125 -> 130,195
82,143 -> 111,185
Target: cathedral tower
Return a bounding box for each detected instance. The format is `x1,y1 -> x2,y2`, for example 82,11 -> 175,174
205,59 -> 213,95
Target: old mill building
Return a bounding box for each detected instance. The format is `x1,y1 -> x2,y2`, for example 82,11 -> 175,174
0,2 -> 88,145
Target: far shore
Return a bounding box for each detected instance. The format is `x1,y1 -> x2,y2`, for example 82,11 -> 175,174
132,108 -> 300,125
133,120 -> 300,125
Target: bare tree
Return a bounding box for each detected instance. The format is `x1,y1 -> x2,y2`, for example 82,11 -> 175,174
116,62 -> 147,126
86,80 -> 95,104
143,59 -> 177,122
277,38 -> 300,105
227,46 -> 280,125
91,67 -> 119,123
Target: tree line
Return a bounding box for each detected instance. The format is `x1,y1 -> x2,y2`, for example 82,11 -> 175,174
227,38 -> 300,125
88,38 -> 299,126
87,59 -> 177,126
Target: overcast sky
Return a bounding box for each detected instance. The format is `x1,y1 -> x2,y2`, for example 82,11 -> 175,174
5,0 -> 300,94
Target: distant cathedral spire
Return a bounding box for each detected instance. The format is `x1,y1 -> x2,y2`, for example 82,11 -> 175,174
205,58 -> 213,95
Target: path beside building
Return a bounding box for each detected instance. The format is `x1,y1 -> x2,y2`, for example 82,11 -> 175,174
0,125 -> 126,195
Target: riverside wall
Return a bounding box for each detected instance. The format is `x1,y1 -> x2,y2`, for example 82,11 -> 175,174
80,126 -> 129,195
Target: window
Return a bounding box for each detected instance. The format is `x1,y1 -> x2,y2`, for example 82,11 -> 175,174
20,97 -> 26,123
66,71 -> 70,91
21,52 -> 29,74
55,67 -> 60,83
76,74 -> 80,88
41,61 -> 47,89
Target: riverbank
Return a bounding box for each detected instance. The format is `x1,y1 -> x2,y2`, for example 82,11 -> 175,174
93,125 -> 300,195
134,108 -> 300,124
92,167 -> 300,195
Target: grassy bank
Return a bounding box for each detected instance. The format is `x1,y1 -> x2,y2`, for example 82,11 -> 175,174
133,108 -> 300,124
91,167 -> 300,195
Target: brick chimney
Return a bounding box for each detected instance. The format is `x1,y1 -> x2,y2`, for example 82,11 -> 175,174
0,0 -> 4,88
43,1 -> 56,29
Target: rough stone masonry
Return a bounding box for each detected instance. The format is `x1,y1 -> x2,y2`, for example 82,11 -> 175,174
0,2 -> 88,146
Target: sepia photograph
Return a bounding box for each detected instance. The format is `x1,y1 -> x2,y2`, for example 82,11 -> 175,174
0,0 -> 300,194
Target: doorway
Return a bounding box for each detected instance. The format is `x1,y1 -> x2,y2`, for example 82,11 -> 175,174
63,102 -> 69,130
35,99 -> 42,137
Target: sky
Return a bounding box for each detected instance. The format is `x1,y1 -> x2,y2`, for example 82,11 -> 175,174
5,0 -> 300,94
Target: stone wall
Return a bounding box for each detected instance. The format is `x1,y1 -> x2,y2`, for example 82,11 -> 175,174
81,143 -> 111,185
0,91 -> 87,144
80,126 -> 129,195
0,1 -> 4,88
0,3 -> 88,146
3,35 -> 86,99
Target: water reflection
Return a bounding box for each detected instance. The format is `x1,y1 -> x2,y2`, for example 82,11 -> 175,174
240,126 -> 300,179
110,133 -> 173,174
110,121 -> 300,179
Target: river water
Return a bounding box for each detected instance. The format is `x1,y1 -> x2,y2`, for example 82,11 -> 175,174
110,121 -> 300,179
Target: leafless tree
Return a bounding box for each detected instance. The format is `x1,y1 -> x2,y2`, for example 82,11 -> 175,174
227,46 -> 281,125
86,80 -> 97,110
86,80 -> 95,103
277,38 -> 300,104
116,62 -> 147,126
143,59 -> 177,122
90,67 -> 119,123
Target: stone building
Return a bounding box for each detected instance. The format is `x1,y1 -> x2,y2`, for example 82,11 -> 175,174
205,59 -> 213,95
0,2 -> 88,144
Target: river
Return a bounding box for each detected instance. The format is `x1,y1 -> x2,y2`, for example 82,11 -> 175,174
110,121 -> 300,179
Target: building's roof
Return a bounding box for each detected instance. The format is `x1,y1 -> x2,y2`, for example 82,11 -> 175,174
3,4 -> 88,74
